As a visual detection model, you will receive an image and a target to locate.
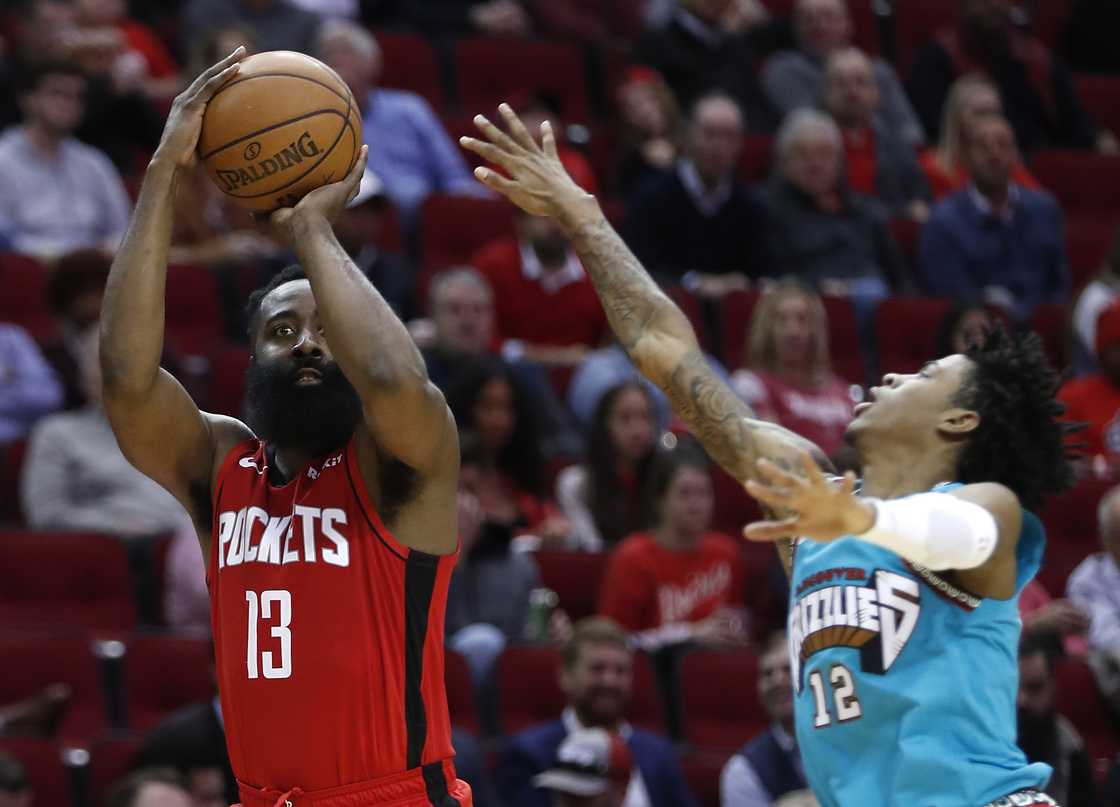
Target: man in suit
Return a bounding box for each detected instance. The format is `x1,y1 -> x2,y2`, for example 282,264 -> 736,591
495,617 -> 696,807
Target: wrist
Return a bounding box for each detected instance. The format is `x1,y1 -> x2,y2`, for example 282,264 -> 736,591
848,498 -> 878,536
555,191 -> 602,236
147,152 -> 184,180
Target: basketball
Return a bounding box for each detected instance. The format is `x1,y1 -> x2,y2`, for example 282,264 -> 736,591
198,50 -> 363,213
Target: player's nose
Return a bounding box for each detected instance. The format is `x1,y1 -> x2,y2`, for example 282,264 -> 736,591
291,328 -> 325,358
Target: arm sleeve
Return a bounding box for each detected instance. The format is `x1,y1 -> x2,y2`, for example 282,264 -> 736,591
721,754 -> 772,807
598,543 -> 653,631
555,466 -> 604,551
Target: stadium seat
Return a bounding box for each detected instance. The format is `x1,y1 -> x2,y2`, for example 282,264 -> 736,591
1054,656 -> 1120,779
375,32 -> 444,109
0,531 -> 135,632
419,194 -> 517,277
444,649 -> 480,735
0,738 -> 74,807
88,736 -> 143,803
719,290 -> 762,370
496,645 -> 662,734
889,217 -> 921,270
679,748 -> 732,807
875,297 -> 952,375
709,463 -> 762,539
0,253 -> 53,341
0,632 -> 107,741
1037,478 -> 1114,594
680,650 -> 767,749
206,344 -> 250,418
165,263 -> 224,357
534,550 -> 608,622
453,38 -> 590,121
1032,151 -> 1120,215
123,636 -> 213,732
1074,74 -> 1120,139
1065,216 -> 1115,291
1029,0 -> 1072,51
893,4 -> 957,72
739,135 -> 774,184
0,439 -> 28,526
1028,302 -> 1070,372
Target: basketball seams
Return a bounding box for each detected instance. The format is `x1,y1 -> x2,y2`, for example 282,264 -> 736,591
208,70 -> 351,107
199,107 -> 348,161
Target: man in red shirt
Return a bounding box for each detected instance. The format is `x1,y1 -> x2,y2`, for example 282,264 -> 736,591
1059,300 -> 1120,472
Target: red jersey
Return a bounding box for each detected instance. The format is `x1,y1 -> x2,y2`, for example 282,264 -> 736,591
1058,374 -> 1120,460
598,532 -> 746,631
208,436 -> 459,794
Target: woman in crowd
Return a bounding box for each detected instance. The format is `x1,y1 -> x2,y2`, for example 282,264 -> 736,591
934,301 -> 994,357
613,66 -> 681,197
918,74 -> 1041,200
556,381 -> 659,551
730,278 -> 855,461
598,442 -> 748,652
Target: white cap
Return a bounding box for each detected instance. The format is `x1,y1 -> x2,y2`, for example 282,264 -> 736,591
531,728 -> 632,796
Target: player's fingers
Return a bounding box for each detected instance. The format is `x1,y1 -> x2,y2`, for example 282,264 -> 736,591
498,102 -> 538,151
841,470 -> 857,496
756,458 -> 801,488
459,136 -> 516,171
541,120 -> 561,162
472,113 -> 521,155
744,478 -> 793,508
190,46 -> 245,94
474,166 -> 520,196
743,518 -> 799,542
799,450 -> 825,484
343,145 -> 368,202
192,62 -> 242,105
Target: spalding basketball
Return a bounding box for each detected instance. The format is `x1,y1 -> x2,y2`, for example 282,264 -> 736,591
198,51 -> 362,213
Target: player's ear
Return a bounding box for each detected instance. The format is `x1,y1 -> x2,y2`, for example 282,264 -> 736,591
937,407 -> 979,437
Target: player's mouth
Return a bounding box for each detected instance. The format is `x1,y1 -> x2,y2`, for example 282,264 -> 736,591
854,401 -> 873,416
294,367 -> 323,386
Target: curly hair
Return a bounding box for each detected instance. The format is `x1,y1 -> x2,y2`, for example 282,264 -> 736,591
245,264 -> 306,337
954,327 -> 1077,512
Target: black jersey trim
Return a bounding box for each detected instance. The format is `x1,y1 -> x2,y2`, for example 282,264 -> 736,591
344,445 -> 407,562
404,550 -> 440,770
421,760 -> 460,806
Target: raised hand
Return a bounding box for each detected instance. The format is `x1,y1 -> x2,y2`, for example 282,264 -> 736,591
154,46 -> 245,169
460,103 -> 594,223
742,452 -> 876,543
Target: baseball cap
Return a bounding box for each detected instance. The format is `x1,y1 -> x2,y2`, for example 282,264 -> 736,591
346,167 -> 387,209
532,728 -> 633,797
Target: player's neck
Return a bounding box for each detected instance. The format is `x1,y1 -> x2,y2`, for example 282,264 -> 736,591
858,442 -> 958,500
268,443 -> 318,485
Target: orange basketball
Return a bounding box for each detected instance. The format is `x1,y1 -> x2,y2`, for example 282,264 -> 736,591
198,51 -> 362,213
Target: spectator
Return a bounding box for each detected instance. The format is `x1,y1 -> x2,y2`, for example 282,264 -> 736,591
164,526 -> 210,634
907,0 -> 1116,155
182,0 -> 320,55
721,633 -> 809,806
0,61 -> 132,259
598,442 -> 749,652
933,302 -> 994,358
316,20 -> 484,227
729,278 -> 856,459
106,769 -> 191,807
1059,303 -> 1120,474
496,616 -> 697,807
447,430 -> 543,685
1072,228 -> 1120,375
821,47 -> 931,220
532,728 -> 633,807
73,0 -> 183,102
38,248 -> 109,409
624,93 -> 770,295
472,211 -> 608,363
761,109 -> 905,304
612,66 -> 681,197
0,754 -> 30,807
1016,635 -> 1100,807
399,0 -> 533,37
19,327 -> 194,537
446,358 -> 568,543
1019,578 -> 1089,659
0,683 -> 71,737
1067,485 -> 1120,653
917,74 -> 1042,201
556,381 -> 659,551
918,115 -> 1067,322
762,0 -> 923,147
0,322 -> 64,445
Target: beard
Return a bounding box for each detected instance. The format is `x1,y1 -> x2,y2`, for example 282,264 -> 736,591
244,355 -> 363,458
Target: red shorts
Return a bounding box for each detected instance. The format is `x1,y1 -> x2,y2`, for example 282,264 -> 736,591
234,761 -> 473,807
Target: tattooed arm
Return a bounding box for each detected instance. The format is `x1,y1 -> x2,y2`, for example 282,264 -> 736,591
462,106 -> 831,571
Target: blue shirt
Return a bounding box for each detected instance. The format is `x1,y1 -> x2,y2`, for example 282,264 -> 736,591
918,185 -> 1068,321
0,323 -> 63,443
789,485 -> 1051,806
361,88 -> 483,220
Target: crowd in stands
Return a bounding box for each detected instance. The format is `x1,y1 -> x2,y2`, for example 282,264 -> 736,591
4,0 -> 1120,805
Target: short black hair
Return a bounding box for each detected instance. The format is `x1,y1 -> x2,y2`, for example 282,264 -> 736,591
244,264 -> 306,337
105,768 -> 187,807
1019,630 -> 1057,670
954,327 -> 1077,513
17,60 -> 87,96
47,248 -> 111,314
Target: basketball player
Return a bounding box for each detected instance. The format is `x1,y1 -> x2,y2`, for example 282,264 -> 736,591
99,49 -> 471,806
463,106 -> 1074,806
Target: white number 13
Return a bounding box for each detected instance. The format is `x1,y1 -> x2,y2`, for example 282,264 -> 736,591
245,589 -> 292,680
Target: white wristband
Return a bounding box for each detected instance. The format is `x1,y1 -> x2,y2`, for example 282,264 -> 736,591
858,493 -> 998,571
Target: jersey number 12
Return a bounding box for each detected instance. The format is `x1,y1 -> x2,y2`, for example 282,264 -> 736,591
246,589 -> 292,679
808,664 -> 862,727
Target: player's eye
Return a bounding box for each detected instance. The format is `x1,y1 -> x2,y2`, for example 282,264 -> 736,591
273,324 -> 294,337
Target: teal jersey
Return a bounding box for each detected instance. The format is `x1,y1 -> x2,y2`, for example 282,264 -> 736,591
788,485 -> 1051,806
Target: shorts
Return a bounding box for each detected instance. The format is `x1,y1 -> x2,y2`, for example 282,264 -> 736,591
234,760 -> 473,807
981,789 -> 1059,807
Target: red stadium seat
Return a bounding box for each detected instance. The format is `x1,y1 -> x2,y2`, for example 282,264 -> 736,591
496,646 -> 662,734
739,135 -> 774,184
88,736 -> 143,803
454,38 -> 590,121
375,32 -> 444,109
1074,75 -> 1120,139
1037,478 -> 1114,594
1028,0 -> 1072,51
0,253 -> 53,341
719,290 -> 762,370
679,749 -> 732,807
206,344 -> 250,418
0,633 -> 108,741
889,217 -> 921,270
1032,151 -> 1120,215
893,4 -> 957,72
875,297 -> 952,375
0,439 -> 28,526
1054,656 -> 1120,779
709,463 -> 762,539
419,194 -> 517,276
1028,302 -> 1070,372
680,650 -> 767,749
534,550 -> 608,622
444,649 -> 480,735
0,738 -> 74,807
165,263 -> 224,357
0,531 -> 135,632
1065,216 -> 1116,292
123,636 -> 213,732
